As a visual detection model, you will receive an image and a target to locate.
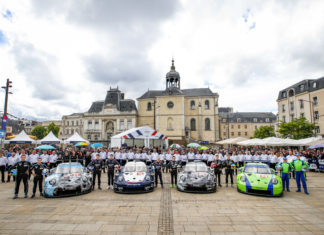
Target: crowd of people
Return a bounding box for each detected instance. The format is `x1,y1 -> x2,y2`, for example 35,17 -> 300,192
0,145 -> 323,198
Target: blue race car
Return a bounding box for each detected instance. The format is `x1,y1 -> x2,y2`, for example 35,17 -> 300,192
114,161 -> 154,193
44,163 -> 92,197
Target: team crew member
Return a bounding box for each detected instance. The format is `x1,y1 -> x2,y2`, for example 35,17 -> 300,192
146,152 -> 153,166
291,154 -> 309,195
88,154 -> 103,190
105,154 -> 119,189
31,157 -> 47,198
127,149 -> 134,161
0,152 -> 8,183
244,151 -> 252,164
202,150 -> 208,164
121,149 -> 127,166
224,154 -> 234,187
180,150 -> 188,166
168,156 -> 178,188
10,155 -> 31,199
165,151 -> 172,173
100,149 -> 107,173
214,155 -> 223,187
278,157 -> 292,192
153,157 -> 163,188
188,149 -> 195,162
287,151 -> 296,179
49,151 -> 58,169
7,153 -> 17,182
29,150 -> 39,165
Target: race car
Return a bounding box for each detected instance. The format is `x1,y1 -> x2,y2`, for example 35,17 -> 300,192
114,161 -> 154,193
44,162 -> 92,197
177,161 -> 216,193
237,163 -> 283,197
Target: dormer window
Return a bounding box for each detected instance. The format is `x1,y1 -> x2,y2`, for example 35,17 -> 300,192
313,82 -> 317,88
282,91 -> 287,98
299,84 -> 305,92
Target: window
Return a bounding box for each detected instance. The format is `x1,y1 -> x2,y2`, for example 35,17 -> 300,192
231,125 -> 234,129
282,115 -> 286,123
245,132 -> 248,136
238,125 -> 241,129
147,102 -> 152,111
300,100 -> 304,109
244,125 -> 247,129
282,104 -> 286,112
67,121 -> 69,126
291,114 -> 294,121
127,120 -> 132,130
313,82 -> 317,88
190,100 -> 195,110
300,113 -> 305,118
88,121 -> 92,129
266,118 -> 270,123
313,96 -> 318,106
204,100 -> 210,110
71,121 -> 74,126
282,91 -> 287,98
190,118 -> 196,131
314,111 -> 319,121
299,84 -> 305,92
253,118 -> 257,123
167,101 -> 174,109
205,118 -> 211,130
167,117 -> 173,130
95,120 -> 99,130
237,118 -> 241,123
88,135 -> 91,140
94,135 -> 98,141
290,102 -> 294,111
231,132 -> 234,136
238,132 -> 241,136
315,126 -> 320,134
120,120 -> 124,130
71,129 -> 74,134
288,89 -> 294,97
222,119 -> 226,123
76,121 -> 78,126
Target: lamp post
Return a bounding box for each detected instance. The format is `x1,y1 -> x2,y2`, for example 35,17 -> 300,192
1,79 -> 13,148
298,99 -> 316,136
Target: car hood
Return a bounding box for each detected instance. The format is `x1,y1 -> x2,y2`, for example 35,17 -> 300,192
245,173 -> 272,185
123,172 -> 146,183
179,171 -> 211,184
46,173 -> 83,185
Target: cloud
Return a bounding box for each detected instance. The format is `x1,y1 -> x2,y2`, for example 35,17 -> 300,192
0,30 -> 7,44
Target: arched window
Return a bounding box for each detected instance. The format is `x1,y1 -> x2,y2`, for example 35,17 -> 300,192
167,117 -> 173,130
205,100 -> 210,109
190,100 -> 195,110
205,118 -> 210,130
147,102 -> 152,111
288,89 -> 294,97
190,118 -> 196,131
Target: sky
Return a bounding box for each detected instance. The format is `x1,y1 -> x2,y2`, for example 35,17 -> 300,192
0,0 -> 324,121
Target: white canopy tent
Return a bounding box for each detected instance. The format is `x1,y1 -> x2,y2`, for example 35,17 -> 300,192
237,138 -> 264,146
238,136 -> 322,147
8,130 -> 36,144
38,131 -> 62,144
216,137 -> 248,145
110,126 -> 168,148
64,132 -> 89,144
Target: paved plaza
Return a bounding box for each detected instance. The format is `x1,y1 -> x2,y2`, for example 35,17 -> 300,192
0,172 -> 324,235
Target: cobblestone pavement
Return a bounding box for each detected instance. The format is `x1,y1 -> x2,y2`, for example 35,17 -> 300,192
0,172 -> 324,234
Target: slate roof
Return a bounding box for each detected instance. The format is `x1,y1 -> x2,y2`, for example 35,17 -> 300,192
138,88 -> 218,99
277,77 -> 324,100
120,99 -> 137,112
88,101 -> 104,113
219,112 -> 276,123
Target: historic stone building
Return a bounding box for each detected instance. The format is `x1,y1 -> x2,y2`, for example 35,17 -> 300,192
277,76 -> 324,136
218,107 -> 276,139
61,88 -> 137,144
137,60 -> 220,144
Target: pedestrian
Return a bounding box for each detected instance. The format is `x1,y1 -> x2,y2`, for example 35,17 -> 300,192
9,154 -> 31,199
7,152 -> 17,182
88,154 -> 103,190
291,154 -> 309,195
168,156 -> 178,188
31,157 -> 47,198
105,154 -> 119,189
214,154 -> 223,187
224,153 -> 234,187
278,157 -> 292,192
0,152 -> 8,183
153,157 -> 163,188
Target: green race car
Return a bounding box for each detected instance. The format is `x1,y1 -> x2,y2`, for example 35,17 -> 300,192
237,163 -> 283,197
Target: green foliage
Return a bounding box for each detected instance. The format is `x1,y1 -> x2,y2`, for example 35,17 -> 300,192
47,122 -> 60,137
253,126 -> 276,139
278,117 -> 315,139
31,126 -> 47,139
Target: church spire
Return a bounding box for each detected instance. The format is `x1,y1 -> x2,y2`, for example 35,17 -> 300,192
171,58 -> 175,71
166,58 -> 180,90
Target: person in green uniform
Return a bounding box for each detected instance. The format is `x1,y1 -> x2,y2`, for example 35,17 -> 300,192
291,154 -> 309,195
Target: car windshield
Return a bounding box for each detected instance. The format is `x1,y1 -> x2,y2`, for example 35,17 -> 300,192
184,163 -> 208,172
244,165 -> 272,174
124,164 -> 146,172
55,164 -> 83,174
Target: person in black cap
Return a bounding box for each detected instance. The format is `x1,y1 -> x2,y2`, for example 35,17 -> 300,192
31,157 -> 47,198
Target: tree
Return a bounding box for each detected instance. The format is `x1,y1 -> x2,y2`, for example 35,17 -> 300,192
278,117 -> 315,139
253,126 -> 276,139
31,126 -> 47,139
46,122 -> 60,137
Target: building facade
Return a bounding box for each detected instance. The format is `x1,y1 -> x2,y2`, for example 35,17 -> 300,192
137,60 -> 220,144
61,88 -> 137,144
277,77 -> 324,136
219,108 -> 276,139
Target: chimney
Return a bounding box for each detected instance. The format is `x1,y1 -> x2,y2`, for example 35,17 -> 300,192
121,93 -> 125,100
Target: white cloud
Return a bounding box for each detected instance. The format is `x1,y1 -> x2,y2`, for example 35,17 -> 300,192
0,0 -> 324,120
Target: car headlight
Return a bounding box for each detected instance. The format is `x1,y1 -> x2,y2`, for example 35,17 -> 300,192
118,175 -> 124,182
240,175 -> 246,182
145,175 -> 151,181
272,178 -> 278,184
49,179 -> 56,185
